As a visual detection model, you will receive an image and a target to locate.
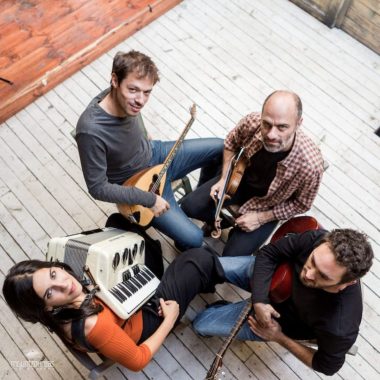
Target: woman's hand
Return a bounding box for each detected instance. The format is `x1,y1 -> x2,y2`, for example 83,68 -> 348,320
158,298 -> 179,325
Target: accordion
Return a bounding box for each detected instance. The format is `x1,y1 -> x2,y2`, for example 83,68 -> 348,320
46,227 -> 160,319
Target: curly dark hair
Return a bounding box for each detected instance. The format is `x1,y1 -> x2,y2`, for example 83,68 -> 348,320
319,229 -> 373,283
111,50 -> 159,86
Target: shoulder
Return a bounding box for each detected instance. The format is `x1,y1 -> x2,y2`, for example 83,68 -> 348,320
84,314 -> 99,336
236,112 -> 261,130
294,130 -> 324,173
76,89 -> 110,135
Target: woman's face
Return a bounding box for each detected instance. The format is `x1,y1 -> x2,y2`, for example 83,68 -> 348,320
32,267 -> 84,309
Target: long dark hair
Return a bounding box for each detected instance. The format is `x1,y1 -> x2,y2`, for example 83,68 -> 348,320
2,260 -> 103,345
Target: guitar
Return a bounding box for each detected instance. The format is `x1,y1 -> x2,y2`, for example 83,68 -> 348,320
211,147 -> 247,238
117,104 -> 196,227
205,216 -> 322,379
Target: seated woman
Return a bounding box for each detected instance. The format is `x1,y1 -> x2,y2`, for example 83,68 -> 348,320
3,247 -> 224,372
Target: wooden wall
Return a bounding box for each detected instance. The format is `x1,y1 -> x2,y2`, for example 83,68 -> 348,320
289,0 -> 380,54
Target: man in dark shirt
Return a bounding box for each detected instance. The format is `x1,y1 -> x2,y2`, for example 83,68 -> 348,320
181,91 -> 324,256
194,229 -> 374,375
76,50 -> 223,249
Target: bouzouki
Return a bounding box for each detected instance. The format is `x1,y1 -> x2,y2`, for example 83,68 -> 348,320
211,147 -> 247,238
117,104 -> 196,227
205,216 -> 322,380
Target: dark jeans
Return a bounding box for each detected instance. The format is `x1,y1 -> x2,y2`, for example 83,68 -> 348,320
139,247 -> 225,342
181,176 -> 278,256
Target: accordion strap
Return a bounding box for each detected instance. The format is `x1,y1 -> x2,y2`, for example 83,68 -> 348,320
71,290 -> 98,352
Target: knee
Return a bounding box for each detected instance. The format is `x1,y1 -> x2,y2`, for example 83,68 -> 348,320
176,228 -> 203,250
192,311 -> 212,336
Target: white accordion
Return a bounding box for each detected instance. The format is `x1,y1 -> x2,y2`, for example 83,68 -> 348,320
47,227 -> 160,319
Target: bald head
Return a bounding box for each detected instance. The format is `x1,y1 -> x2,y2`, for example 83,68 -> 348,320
262,90 -> 302,122
260,90 -> 303,153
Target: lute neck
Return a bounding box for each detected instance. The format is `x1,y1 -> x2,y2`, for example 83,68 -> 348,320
151,105 -> 196,193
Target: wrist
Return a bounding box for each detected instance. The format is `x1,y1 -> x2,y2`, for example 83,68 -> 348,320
274,331 -> 288,345
257,210 -> 275,225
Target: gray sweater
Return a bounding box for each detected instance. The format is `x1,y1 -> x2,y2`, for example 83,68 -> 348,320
76,89 -> 156,207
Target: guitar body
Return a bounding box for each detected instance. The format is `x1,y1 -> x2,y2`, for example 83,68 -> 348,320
268,216 -> 322,303
117,164 -> 166,227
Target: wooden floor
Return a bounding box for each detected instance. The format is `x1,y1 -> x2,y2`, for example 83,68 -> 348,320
1,0 -> 380,379
0,0 -> 181,123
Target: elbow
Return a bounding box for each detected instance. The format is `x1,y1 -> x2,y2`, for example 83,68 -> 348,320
88,186 -> 103,201
318,367 -> 340,376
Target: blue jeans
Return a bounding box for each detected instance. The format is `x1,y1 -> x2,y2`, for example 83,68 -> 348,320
193,256 -> 263,341
148,138 -> 223,249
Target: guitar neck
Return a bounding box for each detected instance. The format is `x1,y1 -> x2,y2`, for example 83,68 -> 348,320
205,301 -> 252,380
150,107 -> 196,193
217,301 -> 252,358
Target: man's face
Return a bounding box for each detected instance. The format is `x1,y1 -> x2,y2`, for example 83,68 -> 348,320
261,94 -> 301,153
111,71 -> 154,116
300,242 -> 354,293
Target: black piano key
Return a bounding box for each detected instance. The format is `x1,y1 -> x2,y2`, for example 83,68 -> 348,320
110,288 -> 125,303
135,272 -> 147,285
139,270 -> 151,282
130,277 -> 143,289
143,268 -> 154,280
118,283 -> 132,297
125,280 -> 138,293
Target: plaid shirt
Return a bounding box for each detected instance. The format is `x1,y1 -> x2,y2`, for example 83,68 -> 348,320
225,113 -> 324,220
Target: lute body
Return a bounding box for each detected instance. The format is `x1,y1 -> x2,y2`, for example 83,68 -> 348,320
117,105 -> 196,227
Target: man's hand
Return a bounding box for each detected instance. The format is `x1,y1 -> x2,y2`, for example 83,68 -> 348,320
235,212 -> 261,232
254,303 -> 281,328
248,315 -> 283,342
210,179 -> 229,202
150,195 -> 170,217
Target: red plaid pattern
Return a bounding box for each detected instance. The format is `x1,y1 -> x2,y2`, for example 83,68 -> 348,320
225,113 -> 324,220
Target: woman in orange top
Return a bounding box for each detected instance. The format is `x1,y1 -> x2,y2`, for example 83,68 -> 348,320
3,247 -> 224,371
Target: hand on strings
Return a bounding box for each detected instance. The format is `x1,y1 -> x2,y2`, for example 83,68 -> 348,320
248,315 -> 283,342
235,212 -> 261,232
253,303 -> 280,328
151,195 -> 170,217
210,179 -> 230,202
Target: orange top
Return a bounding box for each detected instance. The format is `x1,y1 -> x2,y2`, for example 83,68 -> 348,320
87,303 -> 152,371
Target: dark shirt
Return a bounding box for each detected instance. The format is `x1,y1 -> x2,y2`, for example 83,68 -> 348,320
252,230 -> 362,375
242,147 -> 290,198
75,89 -> 155,207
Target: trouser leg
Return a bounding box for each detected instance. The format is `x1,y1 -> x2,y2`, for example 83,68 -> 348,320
223,221 -> 278,256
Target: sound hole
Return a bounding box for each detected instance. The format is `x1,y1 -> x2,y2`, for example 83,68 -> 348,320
132,212 -> 140,223
149,174 -> 161,194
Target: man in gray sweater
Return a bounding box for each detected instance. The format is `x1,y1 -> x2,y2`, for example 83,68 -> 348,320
76,51 -> 223,249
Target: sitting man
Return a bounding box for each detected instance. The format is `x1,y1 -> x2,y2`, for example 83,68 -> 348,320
75,50 -> 223,250
181,90 -> 324,256
193,228 -> 374,375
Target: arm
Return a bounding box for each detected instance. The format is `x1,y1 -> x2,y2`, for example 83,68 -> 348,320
210,148 -> 235,201
211,113 -> 261,201
248,316 -> 315,368
76,133 -> 156,207
249,316 -> 349,375
86,299 -> 179,371
141,299 -> 179,356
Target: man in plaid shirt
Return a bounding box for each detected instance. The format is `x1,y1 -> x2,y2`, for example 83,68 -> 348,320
181,90 -> 324,256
